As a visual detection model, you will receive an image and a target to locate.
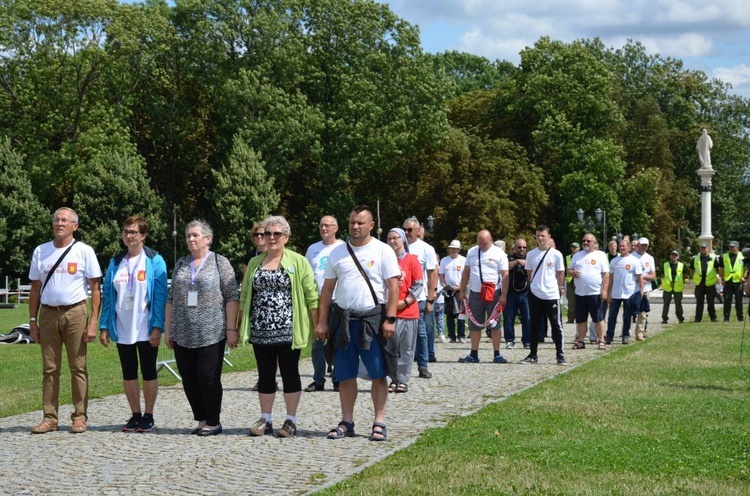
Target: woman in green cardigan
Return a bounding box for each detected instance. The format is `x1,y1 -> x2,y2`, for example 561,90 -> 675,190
238,215 -> 318,438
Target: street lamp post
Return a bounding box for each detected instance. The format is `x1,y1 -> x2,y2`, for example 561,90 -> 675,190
577,207 -> 608,246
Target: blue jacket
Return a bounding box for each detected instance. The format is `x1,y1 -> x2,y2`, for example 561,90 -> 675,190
99,246 -> 168,342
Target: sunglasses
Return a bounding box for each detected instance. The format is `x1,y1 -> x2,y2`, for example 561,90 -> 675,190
582,240 -> 593,243
264,231 -> 285,238
253,232 -> 264,238
403,228 -> 414,233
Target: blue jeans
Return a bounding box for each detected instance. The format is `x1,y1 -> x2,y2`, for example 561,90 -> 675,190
427,302 -> 445,339
416,300 -> 429,369
311,305 -> 335,385
606,298 -> 633,341
503,291 -> 530,345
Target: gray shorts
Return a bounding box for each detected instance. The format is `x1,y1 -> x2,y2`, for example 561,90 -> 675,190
467,290 -> 502,331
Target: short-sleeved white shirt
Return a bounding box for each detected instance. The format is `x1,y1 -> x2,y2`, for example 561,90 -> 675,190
610,254 -> 643,299
633,252 -> 656,293
305,239 -> 345,294
440,255 -> 466,288
407,238 -> 437,302
324,238 -> 400,312
526,247 -> 565,300
464,245 -> 508,293
113,254 -> 150,344
570,250 -> 610,296
29,239 -> 102,306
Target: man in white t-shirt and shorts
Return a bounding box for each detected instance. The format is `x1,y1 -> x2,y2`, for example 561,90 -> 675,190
28,207 -> 102,434
522,225 -> 567,365
568,233 -> 609,350
457,230 -> 509,363
316,205 -> 399,441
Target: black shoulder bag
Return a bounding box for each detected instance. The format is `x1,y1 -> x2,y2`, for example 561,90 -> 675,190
346,242 -> 379,306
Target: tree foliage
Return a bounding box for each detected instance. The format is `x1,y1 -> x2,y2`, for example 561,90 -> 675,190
0,1 -> 748,275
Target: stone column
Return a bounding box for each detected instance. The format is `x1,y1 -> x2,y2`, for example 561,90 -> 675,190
697,168 -> 715,246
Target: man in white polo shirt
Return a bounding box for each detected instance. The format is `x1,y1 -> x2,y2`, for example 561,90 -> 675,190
28,207 -> 102,434
568,233 -> 609,350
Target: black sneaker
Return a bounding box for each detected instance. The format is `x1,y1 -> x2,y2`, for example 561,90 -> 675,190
304,382 -> 324,392
557,354 -> 568,366
520,355 -> 537,364
122,414 -> 142,432
137,414 -> 155,432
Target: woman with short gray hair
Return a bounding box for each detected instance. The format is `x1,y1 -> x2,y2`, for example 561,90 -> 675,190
165,219 -> 239,436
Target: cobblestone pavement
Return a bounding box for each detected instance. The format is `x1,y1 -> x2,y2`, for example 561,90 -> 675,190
0,303 -> 690,495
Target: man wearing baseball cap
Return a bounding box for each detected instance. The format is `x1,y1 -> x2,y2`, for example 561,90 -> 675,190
633,237 -> 656,340
661,250 -> 685,324
719,241 -> 744,322
692,242 -> 719,323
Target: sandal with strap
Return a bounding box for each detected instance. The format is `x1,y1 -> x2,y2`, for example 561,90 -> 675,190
572,340 -> 586,349
396,383 -> 408,393
388,381 -> 398,393
369,422 -> 387,441
327,420 -> 355,439
597,340 -> 607,350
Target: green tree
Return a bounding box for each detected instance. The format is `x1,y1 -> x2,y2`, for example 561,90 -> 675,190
0,137 -> 49,278
209,135 -> 280,269
71,146 -> 166,267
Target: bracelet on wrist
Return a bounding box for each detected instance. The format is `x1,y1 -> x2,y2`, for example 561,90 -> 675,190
29,317 -> 37,322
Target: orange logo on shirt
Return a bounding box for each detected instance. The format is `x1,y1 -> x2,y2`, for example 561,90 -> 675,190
625,264 -> 631,270
67,262 -> 78,275
456,266 -> 462,271
366,260 -> 375,268
591,260 -> 597,265
137,270 -> 146,282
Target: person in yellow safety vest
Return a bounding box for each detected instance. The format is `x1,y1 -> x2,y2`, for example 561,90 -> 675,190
719,241 -> 744,322
661,250 -> 685,324
692,242 -> 719,322
565,242 -> 580,324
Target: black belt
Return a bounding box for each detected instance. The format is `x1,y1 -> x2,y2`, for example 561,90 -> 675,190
42,300 -> 86,311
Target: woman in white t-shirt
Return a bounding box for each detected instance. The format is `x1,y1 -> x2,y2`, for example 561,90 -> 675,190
99,216 -> 168,433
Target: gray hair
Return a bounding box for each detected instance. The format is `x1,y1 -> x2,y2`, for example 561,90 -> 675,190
52,207 -> 79,224
494,240 -> 506,251
403,216 -> 419,227
263,215 -> 291,236
185,219 -> 213,245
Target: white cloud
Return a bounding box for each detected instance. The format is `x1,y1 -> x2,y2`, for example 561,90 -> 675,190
714,64 -> 750,86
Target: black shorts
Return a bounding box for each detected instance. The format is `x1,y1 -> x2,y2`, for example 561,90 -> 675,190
575,294 -> 603,323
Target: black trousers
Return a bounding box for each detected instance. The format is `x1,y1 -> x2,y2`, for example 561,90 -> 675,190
723,281 -> 744,320
173,339 -> 225,425
253,343 -> 302,394
528,292 -> 564,357
662,291 -> 684,323
694,285 -> 717,322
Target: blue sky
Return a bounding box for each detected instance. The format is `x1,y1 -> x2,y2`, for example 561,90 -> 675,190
381,0 -> 750,98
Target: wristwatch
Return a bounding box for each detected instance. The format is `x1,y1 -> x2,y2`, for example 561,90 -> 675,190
385,316 -> 396,324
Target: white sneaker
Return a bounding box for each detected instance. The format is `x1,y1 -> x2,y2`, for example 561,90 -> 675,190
458,337 -> 467,343
439,334 -> 448,343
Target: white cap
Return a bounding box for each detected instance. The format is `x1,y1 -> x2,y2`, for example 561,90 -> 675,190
637,237 -> 649,245
448,240 -> 461,249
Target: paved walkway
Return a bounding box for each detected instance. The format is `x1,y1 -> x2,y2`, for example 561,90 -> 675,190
0,303 -> 690,495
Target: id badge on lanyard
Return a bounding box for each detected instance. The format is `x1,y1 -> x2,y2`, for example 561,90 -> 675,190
188,252 -> 210,307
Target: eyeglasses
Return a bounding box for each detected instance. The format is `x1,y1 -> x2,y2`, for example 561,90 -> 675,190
122,229 -> 140,236
53,218 -> 76,225
252,232 -> 264,238
403,228 -> 414,233
264,231 -> 285,238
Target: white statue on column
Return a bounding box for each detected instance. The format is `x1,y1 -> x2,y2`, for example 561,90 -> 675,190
696,128 -> 715,245
697,128 -> 713,170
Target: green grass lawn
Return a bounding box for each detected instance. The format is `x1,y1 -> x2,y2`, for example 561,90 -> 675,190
319,321 -> 750,496
0,303 -> 301,418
